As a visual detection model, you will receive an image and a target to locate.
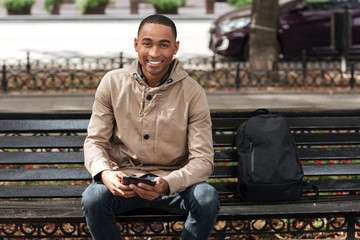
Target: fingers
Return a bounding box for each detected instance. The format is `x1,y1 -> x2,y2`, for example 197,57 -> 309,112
130,183 -> 159,200
101,171 -> 138,198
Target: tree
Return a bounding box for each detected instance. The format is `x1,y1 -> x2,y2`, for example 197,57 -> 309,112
249,0 -> 279,71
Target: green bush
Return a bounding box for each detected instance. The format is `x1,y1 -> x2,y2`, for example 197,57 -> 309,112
75,0 -> 110,11
227,0 -> 252,8
148,0 -> 186,10
44,0 -> 64,13
2,0 -> 35,11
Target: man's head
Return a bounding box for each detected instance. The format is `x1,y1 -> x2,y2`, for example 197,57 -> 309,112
134,14 -> 179,85
138,14 -> 177,41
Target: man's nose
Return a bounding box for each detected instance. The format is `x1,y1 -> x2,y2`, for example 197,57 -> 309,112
149,46 -> 160,58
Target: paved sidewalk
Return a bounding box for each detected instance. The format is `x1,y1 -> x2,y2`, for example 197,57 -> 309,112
0,91 -> 359,112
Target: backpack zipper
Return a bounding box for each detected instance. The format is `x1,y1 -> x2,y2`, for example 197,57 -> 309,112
250,142 -> 255,172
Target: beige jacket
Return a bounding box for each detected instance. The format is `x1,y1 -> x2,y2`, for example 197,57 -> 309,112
84,59 -> 214,195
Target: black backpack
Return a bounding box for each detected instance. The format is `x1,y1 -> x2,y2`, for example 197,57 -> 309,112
235,109 -> 304,202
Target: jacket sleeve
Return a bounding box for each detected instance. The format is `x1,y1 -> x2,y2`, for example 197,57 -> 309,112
163,89 -> 214,194
84,74 -> 115,178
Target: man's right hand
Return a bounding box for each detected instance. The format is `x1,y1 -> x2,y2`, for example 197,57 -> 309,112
101,170 -> 137,198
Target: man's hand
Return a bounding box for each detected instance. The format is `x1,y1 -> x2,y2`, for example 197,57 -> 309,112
101,170 -> 137,198
129,177 -> 170,201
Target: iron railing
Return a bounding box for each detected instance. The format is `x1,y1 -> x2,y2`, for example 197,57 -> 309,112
1,52 -> 359,93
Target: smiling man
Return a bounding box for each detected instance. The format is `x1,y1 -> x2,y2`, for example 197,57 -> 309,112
81,14 -> 220,240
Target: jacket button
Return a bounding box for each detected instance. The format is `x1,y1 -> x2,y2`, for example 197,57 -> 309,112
167,78 -> 173,84
146,95 -> 152,101
144,134 -> 150,140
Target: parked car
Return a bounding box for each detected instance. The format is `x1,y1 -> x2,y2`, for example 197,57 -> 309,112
209,0 -> 360,59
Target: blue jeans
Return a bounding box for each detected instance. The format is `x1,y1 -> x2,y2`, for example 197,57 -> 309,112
81,178 -> 220,240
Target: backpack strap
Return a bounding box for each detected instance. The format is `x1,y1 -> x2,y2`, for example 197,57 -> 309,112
251,108 -> 271,117
303,181 -> 319,200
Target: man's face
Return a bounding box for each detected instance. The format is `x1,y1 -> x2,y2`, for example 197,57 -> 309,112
134,23 -> 179,82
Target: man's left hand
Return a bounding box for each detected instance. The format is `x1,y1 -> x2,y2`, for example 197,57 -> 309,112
129,177 -> 170,200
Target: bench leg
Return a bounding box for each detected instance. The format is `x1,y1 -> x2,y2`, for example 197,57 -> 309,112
346,215 -> 356,240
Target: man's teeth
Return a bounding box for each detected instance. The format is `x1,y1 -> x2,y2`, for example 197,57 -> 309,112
149,61 -> 161,64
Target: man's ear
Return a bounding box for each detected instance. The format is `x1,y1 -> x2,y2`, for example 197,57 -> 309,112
173,41 -> 180,55
134,37 -> 139,52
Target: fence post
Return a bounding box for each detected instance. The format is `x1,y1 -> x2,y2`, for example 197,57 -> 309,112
119,52 -> 123,69
2,64 -> 7,93
212,54 -> 216,72
26,51 -> 31,73
350,62 -> 355,90
302,50 -> 307,81
235,62 -> 241,91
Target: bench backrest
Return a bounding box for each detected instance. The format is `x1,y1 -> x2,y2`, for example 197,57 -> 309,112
1,110 -> 360,201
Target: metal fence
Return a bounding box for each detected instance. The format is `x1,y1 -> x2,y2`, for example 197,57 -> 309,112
1,52 -> 359,93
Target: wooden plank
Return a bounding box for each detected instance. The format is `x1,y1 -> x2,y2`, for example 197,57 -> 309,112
0,185 -> 88,198
219,197 -> 360,218
2,179 -> 359,199
293,133 -> 360,145
0,168 -> 91,181
0,151 -> 84,165
214,147 -> 360,163
210,109 -> 360,118
212,132 -> 360,147
212,179 -> 360,196
211,117 -> 360,131
0,136 -> 86,149
1,197 -> 360,224
210,164 -> 360,178
298,147 -> 360,160
287,117 -> 360,130
0,200 -> 84,223
0,112 -> 91,120
0,120 -> 89,133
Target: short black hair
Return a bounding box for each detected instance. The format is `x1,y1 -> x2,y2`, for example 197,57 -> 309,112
138,14 -> 177,40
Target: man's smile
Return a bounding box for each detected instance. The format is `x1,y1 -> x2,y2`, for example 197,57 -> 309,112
148,60 -> 162,65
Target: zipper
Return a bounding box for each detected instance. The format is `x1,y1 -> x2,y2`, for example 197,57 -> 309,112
250,143 -> 255,172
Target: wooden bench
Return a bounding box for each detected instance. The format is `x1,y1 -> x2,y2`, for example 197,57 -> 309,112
1,110 -> 360,239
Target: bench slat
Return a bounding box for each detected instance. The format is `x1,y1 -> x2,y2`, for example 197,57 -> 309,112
0,120 -> 89,133
2,178 -> 359,199
0,168 -> 91,181
2,163 -> 357,182
298,147 -> 360,160
0,152 -> 84,165
212,133 -> 360,147
210,164 -> 360,178
219,197 -> 360,218
1,197 -> 360,224
1,147 -> 358,166
212,179 -> 360,195
214,147 -> 360,163
0,136 -> 86,149
0,185 -> 87,198
211,117 -> 360,131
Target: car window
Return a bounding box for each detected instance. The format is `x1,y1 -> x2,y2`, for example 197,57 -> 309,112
292,0 -> 353,12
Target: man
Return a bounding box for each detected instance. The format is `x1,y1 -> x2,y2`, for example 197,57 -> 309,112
82,14 -> 219,240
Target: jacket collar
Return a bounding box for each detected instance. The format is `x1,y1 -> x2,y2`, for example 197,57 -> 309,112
129,58 -> 188,88
137,61 -> 174,87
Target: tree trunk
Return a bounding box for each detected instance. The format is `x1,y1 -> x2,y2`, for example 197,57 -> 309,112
249,0 -> 279,73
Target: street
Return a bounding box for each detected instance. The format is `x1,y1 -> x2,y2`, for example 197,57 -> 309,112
0,19 -> 214,62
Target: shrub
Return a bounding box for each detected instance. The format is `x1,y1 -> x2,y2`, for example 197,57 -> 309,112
148,0 -> 186,10
228,0 -> 252,8
75,0 -> 110,11
2,0 -> 35,12
44,0 -> 64,13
